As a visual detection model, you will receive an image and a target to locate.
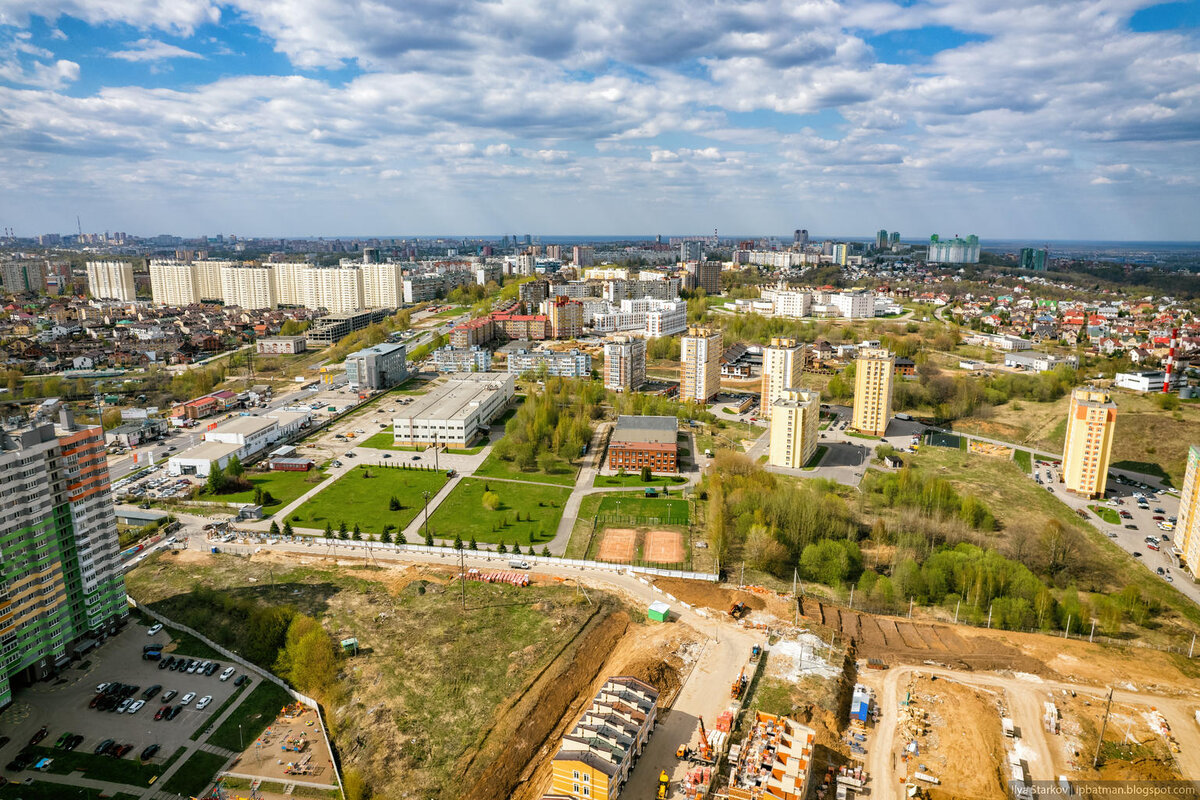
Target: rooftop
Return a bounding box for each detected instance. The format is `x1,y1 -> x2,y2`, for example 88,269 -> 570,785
611,415 -> 678,445
396,372 -> 513,422
347,341 -> 406,358
208,415 -> 278,436
171,439 -> 241,462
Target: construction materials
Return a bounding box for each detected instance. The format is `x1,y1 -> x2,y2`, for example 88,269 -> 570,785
463,568 -> 530,587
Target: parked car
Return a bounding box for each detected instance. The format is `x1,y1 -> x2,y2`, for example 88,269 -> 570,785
95,682 -> 111,693
142,684 -> 162,700
147,624 -> 163,635
28,727 -> 47,747
180,692 -> 196,705
53,732 -> 71,749
196,695 -> 213,710
94,739 -> 115,756
154,706 -> 169,720
166,704 -> 183,720
234,674 -> 249,687
162,689 -> 177,702
140,744 -> 160,761
64,735 -> 83,751
220,667 -> 235,681
113,744 -> 133,758
127,700 -> 145,714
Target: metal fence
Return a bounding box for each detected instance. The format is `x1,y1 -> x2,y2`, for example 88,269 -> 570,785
302,537 -> 720,582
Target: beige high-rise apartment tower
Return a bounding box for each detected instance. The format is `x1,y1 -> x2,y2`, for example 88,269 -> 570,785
1176,445 -> 1200,579
851,348 -> 894,436
769,388 -> 821,469
680,326 -> 721,403
86,260 -> 136,302
603,336 -> 646,392
1061,387 -> 1118,498
761,338 -> 806,419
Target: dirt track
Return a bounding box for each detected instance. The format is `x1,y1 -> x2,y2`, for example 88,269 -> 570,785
799,597 -> 1048,673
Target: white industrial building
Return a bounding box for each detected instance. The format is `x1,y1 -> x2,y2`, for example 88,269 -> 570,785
167,440 -> 242,477
1115,370 -> 1180,392
392,372 -> 515,446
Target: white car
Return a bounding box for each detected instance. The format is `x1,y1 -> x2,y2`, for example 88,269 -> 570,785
180,692 -> 196,705
127,700 -> 145,714
219,667 -> 235,681
95,682 -> 110,693
147,624 -> 163,636
196,695 -> 213,710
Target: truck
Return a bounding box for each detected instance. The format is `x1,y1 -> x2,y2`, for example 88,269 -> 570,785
509,560 -> 530,570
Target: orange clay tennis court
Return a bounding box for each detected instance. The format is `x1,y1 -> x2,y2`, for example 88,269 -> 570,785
597,528 -> 637,562
644,530 -> 684,563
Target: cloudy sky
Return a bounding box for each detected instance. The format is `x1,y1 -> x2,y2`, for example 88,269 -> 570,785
0,0 -> 1198,240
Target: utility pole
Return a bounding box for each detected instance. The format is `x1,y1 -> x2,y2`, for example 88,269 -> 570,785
739,560 -> 744,589
422,490 -> 431,541
1089,618 -> 1096,643
986,603 -> 992,629
954,598 -> 960,624
434,431 -> 439,472
1190,633 -> 1196,659
459,545 -> 466,609
849,586 -> 854,609
1093,687 -> 1115,768
1064,614 -> 1071,638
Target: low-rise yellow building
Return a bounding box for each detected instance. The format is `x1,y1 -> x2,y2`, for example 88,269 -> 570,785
543,676 -> 659,800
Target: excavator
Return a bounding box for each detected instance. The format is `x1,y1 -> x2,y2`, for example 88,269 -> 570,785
656,770 -> 670,799
729,600 -> 748,619
730,667 -> 747,700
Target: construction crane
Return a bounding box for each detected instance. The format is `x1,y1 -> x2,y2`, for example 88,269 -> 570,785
696,716 -> 713,763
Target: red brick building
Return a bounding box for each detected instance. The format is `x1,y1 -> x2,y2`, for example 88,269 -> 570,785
606,415 -> 679,473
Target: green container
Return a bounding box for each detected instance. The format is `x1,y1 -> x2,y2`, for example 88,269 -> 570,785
648,602 -> 670,622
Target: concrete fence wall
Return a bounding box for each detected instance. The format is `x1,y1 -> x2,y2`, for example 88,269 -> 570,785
127,596 -> 345,798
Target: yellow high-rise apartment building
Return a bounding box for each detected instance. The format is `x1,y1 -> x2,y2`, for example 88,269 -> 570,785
1177,446 -> 1200,578
760,338 -> 806,420
1061,387 -> 1117,498
769,388 -> 821,469
680,326 -> 721,403
851,348 -> 894,436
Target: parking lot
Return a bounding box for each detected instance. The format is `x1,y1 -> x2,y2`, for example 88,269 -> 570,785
0,620 -> 251,782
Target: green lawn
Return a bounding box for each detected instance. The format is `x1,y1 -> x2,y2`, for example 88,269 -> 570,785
202,469 -> 328,508
208,680 -> 293,751
359,430 -> 424,451
18,744 -> 184,787
160,750 -> 230,796
473,450 -> 579,486
845,430 -> 882,441
1089,504 -> 1120,525
1013,449 -> 1033,473
596,495 -> 689,526
426,478 -> 570,545
803,445 -> 829,470
445,443 -> 487,455
592,473 -> 689,488
190,683 -> 247,741
0,782 -> 139,800
289,465 -> 448,535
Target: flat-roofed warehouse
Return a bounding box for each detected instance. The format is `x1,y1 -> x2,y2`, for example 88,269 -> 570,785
606,415 -> 679,473
391,372 -> 515,446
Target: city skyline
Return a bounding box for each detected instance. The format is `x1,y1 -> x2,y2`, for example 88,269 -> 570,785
0,1 -> 1198,239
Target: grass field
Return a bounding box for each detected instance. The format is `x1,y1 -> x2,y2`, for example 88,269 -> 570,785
203,469 -> 328,508
591,473 -> 689,488
564,494 -> 605,559
426,478 -> 569,545
161,749 -> 229,796
1089,504 -> 1120,525
19,744 -> 184,787
596,495 -> 689,526
905,447 -> 1200,640
289,465 -> 448,534
127,552 -> 603,800
1013,449 -> 1032,473
208,680 -> 293,751
473,449 -> 579,486
358,431 -> 421,450
952,390 -> 1200,485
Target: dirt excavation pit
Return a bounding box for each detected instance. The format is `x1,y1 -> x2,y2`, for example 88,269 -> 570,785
799,597 -> 1049,674
651,576 -> 770,614
644,529 -> 685,563
1052,690 -> 1182,783
597,528 -> 637,562
894,673 -> 1009,800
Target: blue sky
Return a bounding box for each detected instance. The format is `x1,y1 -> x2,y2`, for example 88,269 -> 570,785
0,0 -> 1198,240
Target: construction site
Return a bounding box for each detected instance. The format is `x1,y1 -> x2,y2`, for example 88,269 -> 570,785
126,540 -> 1200,800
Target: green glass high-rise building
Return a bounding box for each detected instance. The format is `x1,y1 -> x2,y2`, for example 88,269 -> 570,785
0,404 -> 127,710
1019,247 -> 1048,271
